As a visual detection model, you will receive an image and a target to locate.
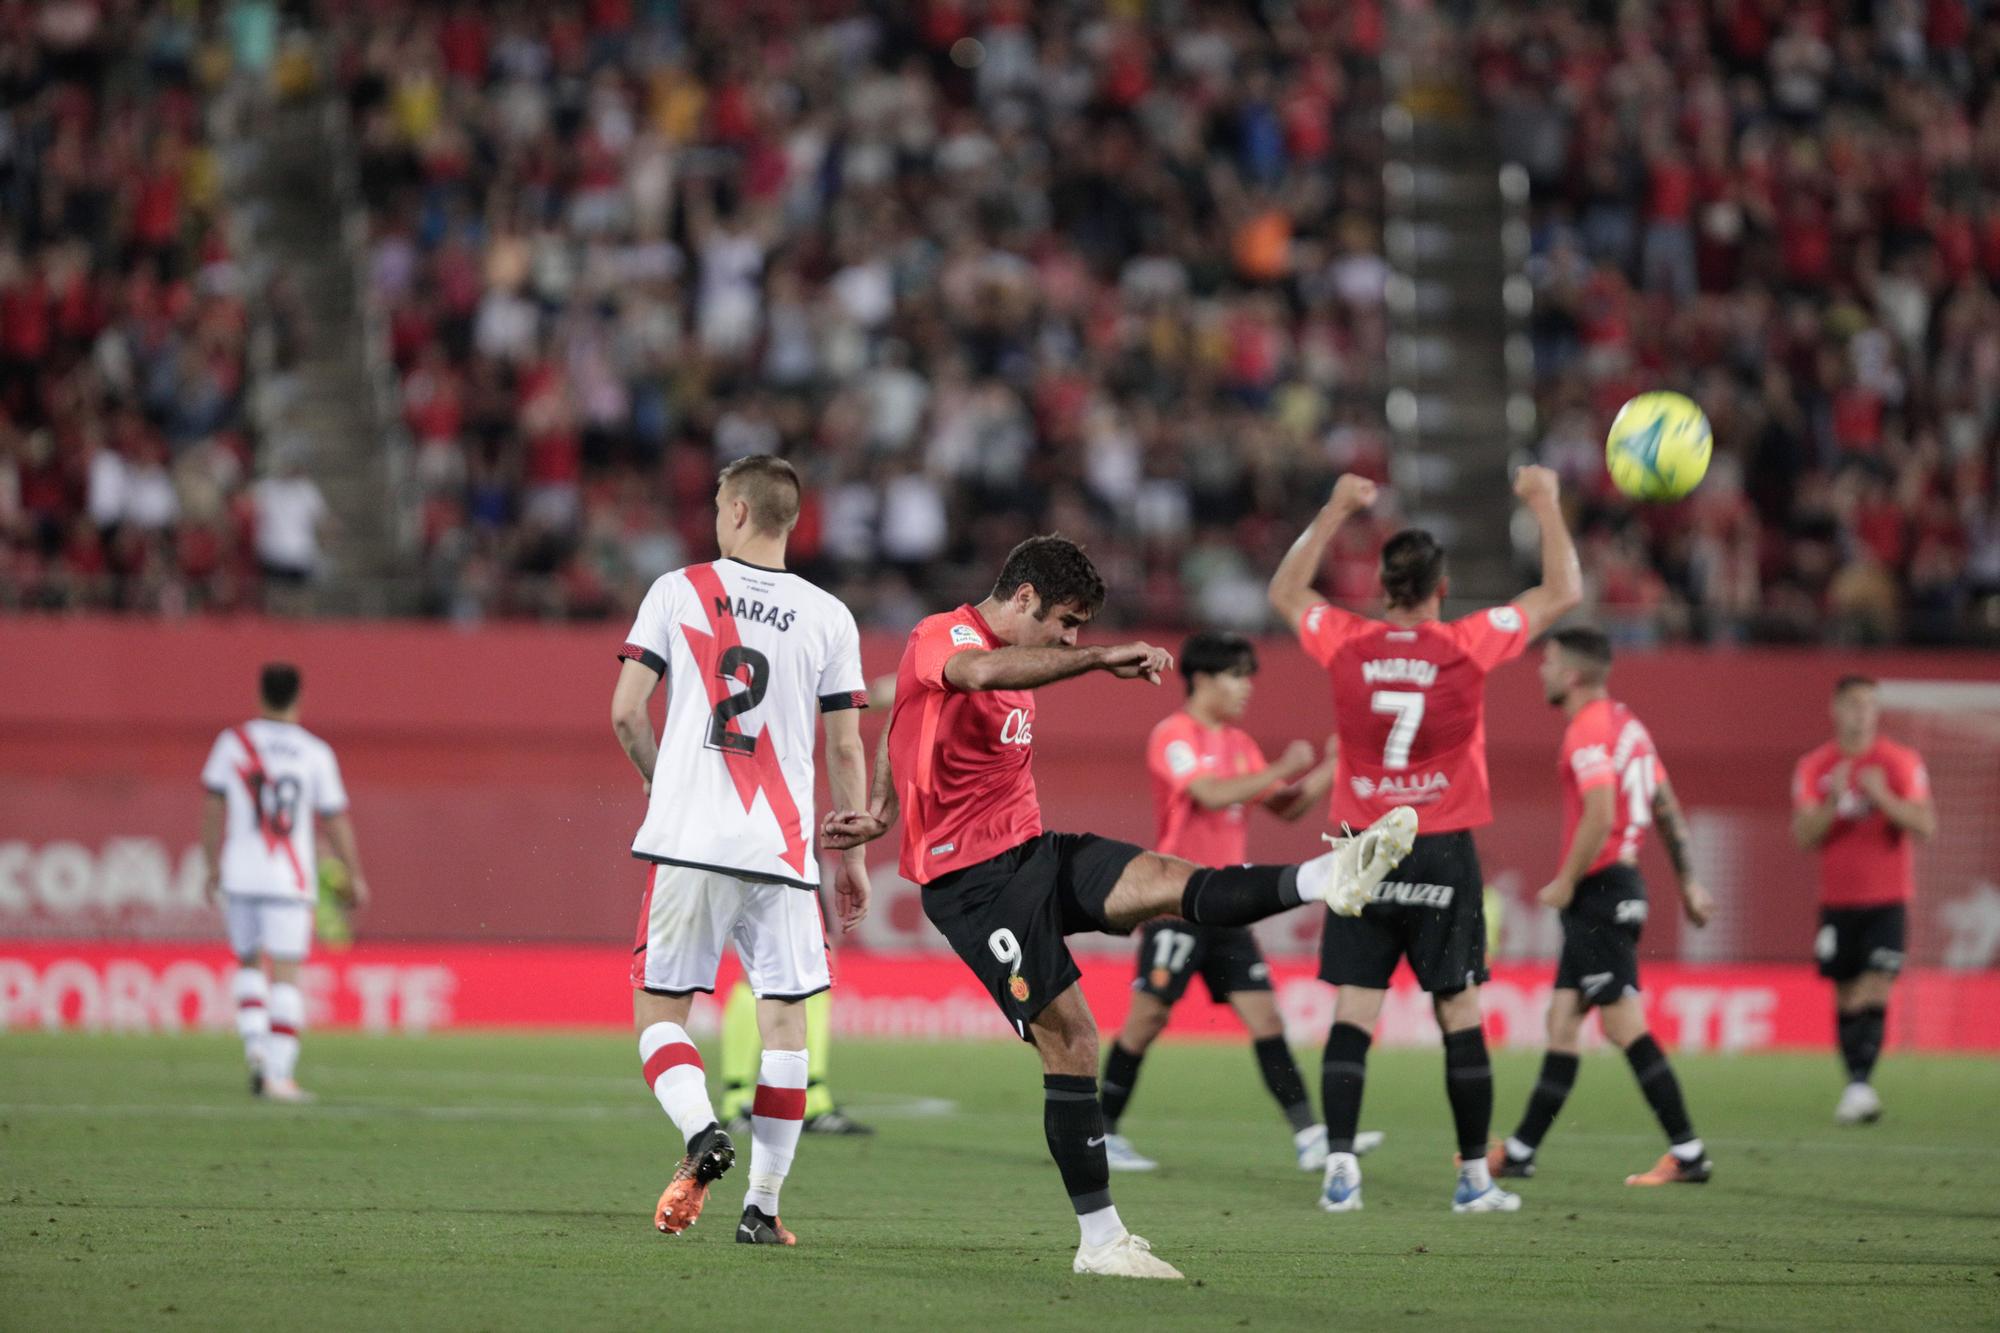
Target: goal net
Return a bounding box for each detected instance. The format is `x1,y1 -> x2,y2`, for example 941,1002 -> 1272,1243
1877,680 -> 2000,1040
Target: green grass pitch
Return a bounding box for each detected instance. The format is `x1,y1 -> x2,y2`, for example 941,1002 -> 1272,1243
3,1033 -> 1997,1331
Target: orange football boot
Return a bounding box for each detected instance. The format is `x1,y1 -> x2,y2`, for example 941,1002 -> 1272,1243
654,1127 -> 735,1234
1625,1151 -> 1712,1186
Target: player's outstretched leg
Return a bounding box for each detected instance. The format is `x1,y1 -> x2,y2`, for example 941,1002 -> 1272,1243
1491,990 -> 1585,1179
1031,987 -> 1181,1279
1104,806 -> 1419,932
640,1013 -> 735,1234
231,962 -> 271,1096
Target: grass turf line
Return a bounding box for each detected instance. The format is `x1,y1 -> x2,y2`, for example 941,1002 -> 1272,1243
2,1034 -> 1996,1331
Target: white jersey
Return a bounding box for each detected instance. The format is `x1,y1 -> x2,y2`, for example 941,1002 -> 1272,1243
200,719 -> 348,901
619,558 -> 867,888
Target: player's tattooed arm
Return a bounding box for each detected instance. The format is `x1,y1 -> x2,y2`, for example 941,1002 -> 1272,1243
1652,776 -> 1711,926
610,658 -> 662,792
1268,474 -> 1376,629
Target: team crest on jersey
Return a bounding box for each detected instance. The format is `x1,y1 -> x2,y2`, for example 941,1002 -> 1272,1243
1488,606 -> 1524,632
1009,975 -> 1031,1002
951,624 -> 983,648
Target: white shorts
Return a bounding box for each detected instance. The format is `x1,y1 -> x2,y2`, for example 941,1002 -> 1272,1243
630,862 -> 830,1000
224,894 -> 313,963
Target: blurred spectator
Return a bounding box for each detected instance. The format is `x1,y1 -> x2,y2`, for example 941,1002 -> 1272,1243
1482,0 -> 2000,644
251,454 -> 329,588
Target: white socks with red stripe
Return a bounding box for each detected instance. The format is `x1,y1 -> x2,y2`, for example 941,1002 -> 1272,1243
639,1022 -> 717,1145
265,983 -> 303,1083
232,967 -> 270,1069
746,1048 -> 808,1215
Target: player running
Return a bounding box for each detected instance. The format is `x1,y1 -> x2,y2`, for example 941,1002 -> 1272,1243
822,535 -> 1418,1280
1792,675 -> 1935,1125
1267,466 -> 1580,1215
610,455 -> 873,1245
1101,631 -> 1363,1174
1488,627 -> 1715,1186
200,663 -> 369,1103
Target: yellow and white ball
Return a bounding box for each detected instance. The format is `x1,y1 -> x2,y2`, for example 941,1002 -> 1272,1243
1605,391 -> 1712,501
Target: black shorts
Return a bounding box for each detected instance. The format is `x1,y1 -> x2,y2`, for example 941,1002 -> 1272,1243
923,832 -> 1145,1041
1132,920 -> 1272,1006
1553,865 -> 1649,1010
1816,905 -> 1906,981
1318,830 -> 1488,995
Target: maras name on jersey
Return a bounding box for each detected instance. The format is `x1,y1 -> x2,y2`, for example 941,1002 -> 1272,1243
712,593 -> 797,632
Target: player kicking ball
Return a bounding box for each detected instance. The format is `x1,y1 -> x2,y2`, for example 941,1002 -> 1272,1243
1267,467 -> 1580,1215
823,536 -> 1418,1280
1488,628 -> 1715,1186
1101,632 -> 1385,1175
610,456 -> 873,1246
200,663 -> 370,1103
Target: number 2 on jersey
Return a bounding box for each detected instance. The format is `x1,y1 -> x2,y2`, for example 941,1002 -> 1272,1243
1371,690 -> 1425,770
705,645 -> 770,756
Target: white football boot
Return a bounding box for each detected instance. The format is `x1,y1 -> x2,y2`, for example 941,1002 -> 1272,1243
1452,1159 -> 1522,1213
1073,1232 -> 1184,1279
1295,1124 -> 1330,1172
1103,1133 -> 1158,1172
1319,1152 -> 1363,1212
1834,1081 -> 1882,1125
1355,1130 -> 1386,1156
263,1078 -> 316,1104
1301,806 -> 1420,917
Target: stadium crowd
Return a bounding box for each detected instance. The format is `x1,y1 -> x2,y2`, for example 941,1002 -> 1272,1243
1485,0 -> 2000,644
0,0 -> 311,614
338,0 -> 1395,626
4,1 -> 1996,646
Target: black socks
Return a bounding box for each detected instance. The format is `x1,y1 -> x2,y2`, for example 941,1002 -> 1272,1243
1044,1073 -> 1112,1214
1837,1005 -> 1886,1083
1252,1035 -> 1317,1132
1510,1050 -> 1581,1154
1179,864 -> 1302,927
1320,1022 -> 1372,1153
1099,1043 -> 1144,1132
1624,1033 -> 1696,1145
1442,1026 -> 1494,1161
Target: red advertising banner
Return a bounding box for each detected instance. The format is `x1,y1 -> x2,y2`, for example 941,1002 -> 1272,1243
4,942 -> 1997,1052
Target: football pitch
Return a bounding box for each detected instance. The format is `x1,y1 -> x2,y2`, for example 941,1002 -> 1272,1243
3,1034 -> 1995,1332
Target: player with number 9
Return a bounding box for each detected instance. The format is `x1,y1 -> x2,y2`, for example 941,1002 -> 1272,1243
1267,466 -> 1582,1215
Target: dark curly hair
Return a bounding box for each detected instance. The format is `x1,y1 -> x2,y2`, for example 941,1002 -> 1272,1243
991,535 -> 1107,619
1380,529 -> 1447,609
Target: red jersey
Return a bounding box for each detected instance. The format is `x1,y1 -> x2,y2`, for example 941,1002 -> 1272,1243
889,606 -> 1042,885
1792,737 -> 1930,908
1148,712 -> 1271,867
1296,602 -> 1531,833
1558,698 -> 1666,876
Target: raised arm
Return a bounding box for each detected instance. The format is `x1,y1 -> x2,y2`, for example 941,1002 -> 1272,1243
1651,774 -> 1711,926
943,641 -> 1172,692
610,658 -> 663,791
1509,465 -> 1584,638
1268,475 -> 1378,630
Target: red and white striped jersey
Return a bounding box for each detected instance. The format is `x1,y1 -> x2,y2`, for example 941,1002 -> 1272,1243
618,558 -> 866,888
200,719 -> 348,901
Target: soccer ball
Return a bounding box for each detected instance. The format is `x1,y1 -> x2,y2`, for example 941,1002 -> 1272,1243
1605,391 -> 1712,501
